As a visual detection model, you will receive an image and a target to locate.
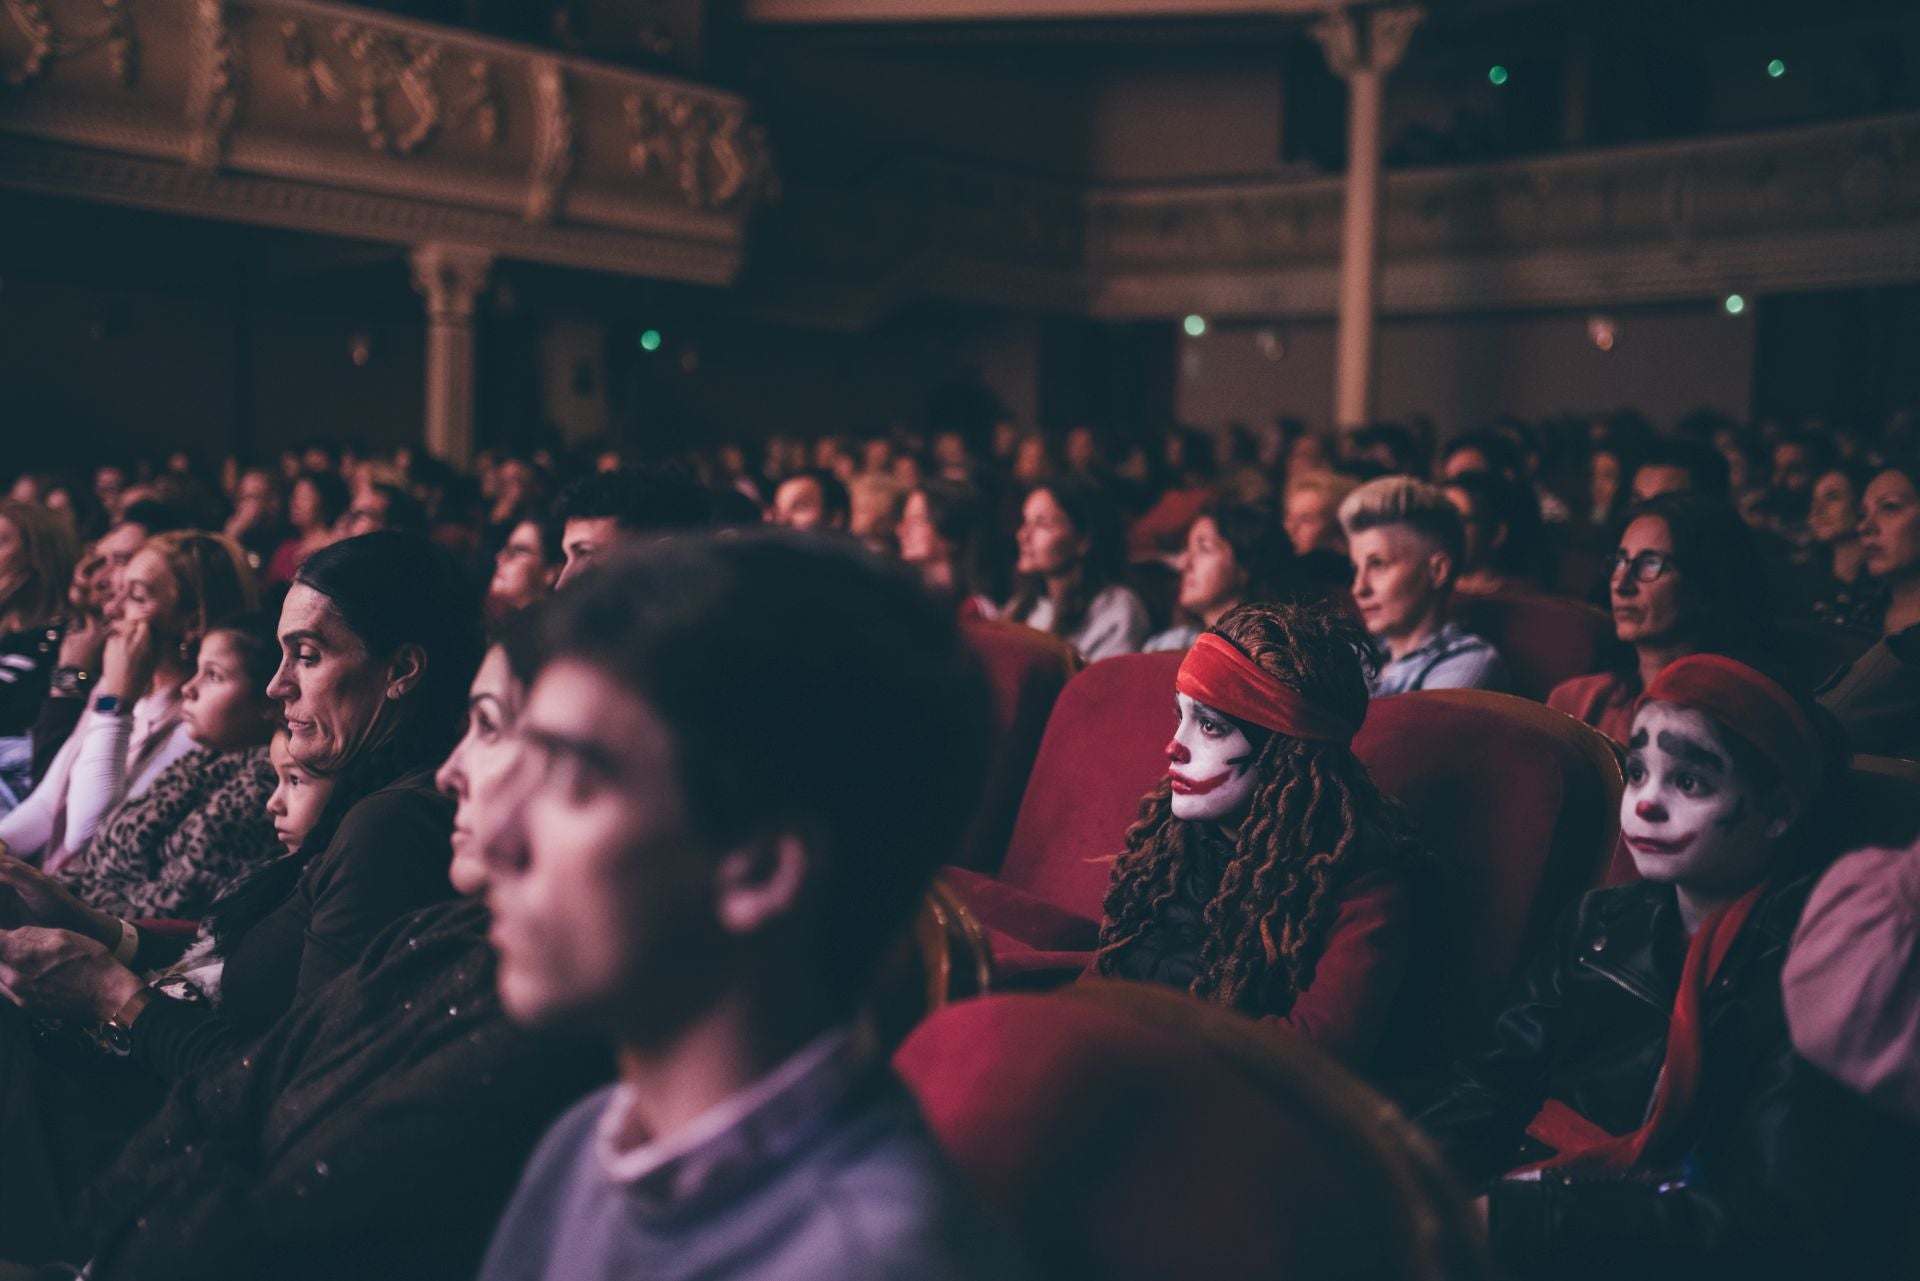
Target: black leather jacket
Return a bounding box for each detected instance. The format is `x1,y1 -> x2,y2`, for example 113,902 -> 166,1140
1418,876 -> 1905,1281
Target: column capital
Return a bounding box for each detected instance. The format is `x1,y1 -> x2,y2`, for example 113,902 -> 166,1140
1311,5 -> 1424,80
408,243 -> 495,324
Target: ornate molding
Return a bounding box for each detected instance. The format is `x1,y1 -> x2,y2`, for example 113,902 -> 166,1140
2,0 -> 768,286
408,242 -> 493,323
1311,6 -> 1422,81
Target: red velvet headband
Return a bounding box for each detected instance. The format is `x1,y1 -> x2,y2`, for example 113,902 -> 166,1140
1175,633 -> 1361,746
1637,654 -> 1823,803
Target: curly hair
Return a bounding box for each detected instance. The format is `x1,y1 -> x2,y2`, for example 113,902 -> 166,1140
1096,599 -> 1419,1014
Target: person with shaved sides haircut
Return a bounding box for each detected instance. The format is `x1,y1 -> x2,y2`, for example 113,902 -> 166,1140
1418,656 -> 1903,1280
473,532 -> 1034,1281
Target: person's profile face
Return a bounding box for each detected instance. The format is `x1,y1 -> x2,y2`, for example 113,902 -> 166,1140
1630,463 -> 1692,504
437,647 -> 525,896
1165,692 -> 1257,827
1284,489 -> 1342,556
478,659 -> 719,1033
1348,526 -> 1442,641
265,729 -> 334,856
1610,515 -> 1685,647
1175,517 -> 1243,616
1772,444 -> 1814,495
556,517 -> 622,588
1014,489 -> 1085,578
180,630 -> 275,753
267,585 -> 393,775
1807,470 -> 1860,546
1859,471 -> 1920,583
490,520 -> 556,610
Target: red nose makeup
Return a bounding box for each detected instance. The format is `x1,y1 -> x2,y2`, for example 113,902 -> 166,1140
1165,738 -> 1190,765
1634,800 -> 1664,822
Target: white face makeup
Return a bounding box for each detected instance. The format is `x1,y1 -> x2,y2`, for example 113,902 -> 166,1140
1621,701 -> 1776,899
1166,692 -> 1259,826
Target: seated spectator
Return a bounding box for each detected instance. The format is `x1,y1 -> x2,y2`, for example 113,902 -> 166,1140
1442,470 -> 1544,596
473,533 -> 1033,1281
486,515 -> 562,623
0,502 -> 78,808
1096,602 -> 1417,1068
221,465 -> 288,570
1437,429 -> 1525,483
264,470 -> 348,585
264,723 -> 332,855
1347,422 -> 1424,477
1418,655 -> 1884,1280
1144,501 -> 1298,652
1585,443 -> 1637,530
0,532 -> 255,866
553,467 -> 714,587
1805,461 -> 1880,631
1817,457 -> 1920,758
896,478 -> 996,620
337,481 -> 429,539
1127,428 -> 1217,557
1004,477 -> 1150,662
1283,470 -> 1360,593
1548,495 -> 1764,743
14,612 -> 282,922
1751,431 -> 1834,552
0,532 -> 480,1252
1626,436 -> 1732,505
28,620 -> 610,1279
1340,477 -> 1508,695
768,468 -> 851,534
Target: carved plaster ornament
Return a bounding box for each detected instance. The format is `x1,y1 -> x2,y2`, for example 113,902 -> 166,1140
281,20 -> 498,157
525,60 -> 574,224
186,0 -> 239,169
3,0 -> 136,89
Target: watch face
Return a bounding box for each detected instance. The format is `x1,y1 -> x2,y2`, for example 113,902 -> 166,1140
101,1021 -> 135,1056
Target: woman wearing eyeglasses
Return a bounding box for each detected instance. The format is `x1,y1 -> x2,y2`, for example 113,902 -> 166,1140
1548,495 -> 1766,744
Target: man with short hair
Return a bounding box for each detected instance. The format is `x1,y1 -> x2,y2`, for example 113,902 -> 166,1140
550,468 -> 713,588
1628,437 -> 1732,505
768,469 -> 850,533
474,533 -> 1033,1281
1340,476 -> 1508,695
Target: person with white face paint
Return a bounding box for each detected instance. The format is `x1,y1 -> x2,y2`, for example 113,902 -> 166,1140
1419,655 -> 1898,1281
1096,600 -> 1420,1069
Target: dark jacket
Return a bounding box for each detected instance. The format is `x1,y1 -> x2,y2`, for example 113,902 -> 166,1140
77,898 -> 612,1281
1417,876 -> 1902,1281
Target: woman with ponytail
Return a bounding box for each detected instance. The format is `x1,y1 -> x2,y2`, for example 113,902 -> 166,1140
1095,598 -> 1419,1068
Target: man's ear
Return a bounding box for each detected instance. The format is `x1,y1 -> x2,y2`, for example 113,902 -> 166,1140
1763,792 -> 1802,842
715,833 -> 810,936
1426,548 -> 1455,593
385,643 -> 428,701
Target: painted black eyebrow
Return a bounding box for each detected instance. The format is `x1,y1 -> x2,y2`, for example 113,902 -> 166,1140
1656,730 -> 1726,771
1627,729 -> 1649,750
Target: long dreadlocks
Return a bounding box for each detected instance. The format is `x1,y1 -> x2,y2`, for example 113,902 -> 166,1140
1095,599 -> 1418,1015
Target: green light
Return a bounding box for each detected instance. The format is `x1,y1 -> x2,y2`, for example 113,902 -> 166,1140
1723,294 -> 1746,316
1767,59 -> 1785,79
1488,65 -> 1509,86
1182,314 -> 1208,338
639,328 -> 662,352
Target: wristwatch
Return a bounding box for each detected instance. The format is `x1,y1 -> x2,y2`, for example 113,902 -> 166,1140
101,988 -> 153,1057
94,693 -> 126,715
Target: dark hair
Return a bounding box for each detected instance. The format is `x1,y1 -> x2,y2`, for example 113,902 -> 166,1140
363,482 -> 428,534
1774,431 -> 1837,480
489,601 -> 546,690
1004,476 -> 1129,640
293,470 -> 351,528
205,610 -> 283,696
1194,499 -> 1298,604
540,531 -> 990,1003
554,466 -> 713,532
116,498 -> 192,538
1615,494 -> 1765,654
781,470 -> 851,526
1097,600 -> 1418,1014
910,478 -> 989,598
1351,422 -> 1423,476
1440,430 -> 1524,481
293,531 -> 485,772
1633,437 -> 1731,500
1442,470 -> 1544,580
513,513 -> 565,566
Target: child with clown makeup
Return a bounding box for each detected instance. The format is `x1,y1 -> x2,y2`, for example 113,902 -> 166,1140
1418,655 -> 1900,1281
1095,599 -> 1420,1070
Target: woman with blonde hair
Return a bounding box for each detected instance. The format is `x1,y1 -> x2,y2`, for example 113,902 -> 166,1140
0,531 -> 256,867
0,501 -> 80,811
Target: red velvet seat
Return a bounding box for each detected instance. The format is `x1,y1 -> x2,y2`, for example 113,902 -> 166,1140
941,651 -> 1182,977
1353,690 -> 1622,1098
955,620 -> 1082,872
895,982 -> 1487,1281
1453,592 -> 1616,701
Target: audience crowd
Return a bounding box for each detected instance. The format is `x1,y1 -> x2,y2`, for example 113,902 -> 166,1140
0,400 -> 1913,1279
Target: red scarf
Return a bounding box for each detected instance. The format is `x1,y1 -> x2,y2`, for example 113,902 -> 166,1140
1515,882 -> 1768,1177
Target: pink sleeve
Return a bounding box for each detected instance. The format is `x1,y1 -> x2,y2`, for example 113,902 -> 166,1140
1261,870 -> 1410,1070
1784,845 -> 1920,1119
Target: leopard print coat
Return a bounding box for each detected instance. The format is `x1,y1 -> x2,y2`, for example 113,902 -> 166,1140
56,744 -> 280,921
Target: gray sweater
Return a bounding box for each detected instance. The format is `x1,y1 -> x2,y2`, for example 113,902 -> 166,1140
477,1055 -> 1034,1281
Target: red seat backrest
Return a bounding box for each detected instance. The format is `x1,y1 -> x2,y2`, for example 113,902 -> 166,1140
1352,690 -> 1621,1096
895,983 -> 1485,1281
956,620 -> 1082,873
1453,592 -> 1616,702
995,651 -> 1183,919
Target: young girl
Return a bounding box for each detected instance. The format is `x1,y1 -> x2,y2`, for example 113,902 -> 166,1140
1096,598 -> 1418,1068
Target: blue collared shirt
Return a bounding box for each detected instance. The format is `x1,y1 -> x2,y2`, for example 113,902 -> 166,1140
1370,619 -> 1510,697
